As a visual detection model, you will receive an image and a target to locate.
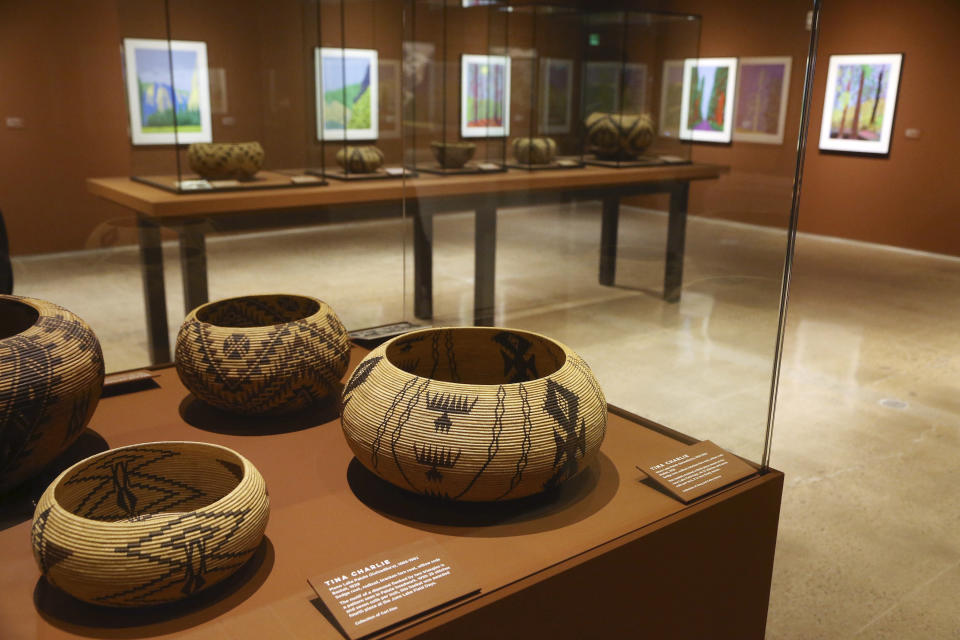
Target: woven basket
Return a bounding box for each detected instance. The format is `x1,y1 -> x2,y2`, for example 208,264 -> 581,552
511,137 -> 557,165
176,294 -> 351,415
335,145 -> 385,173
187,142 -> 264,180
31,441 -> 269,607
0,295 -> 104,492
585,112 -> 656,160
341,327 -> 607,501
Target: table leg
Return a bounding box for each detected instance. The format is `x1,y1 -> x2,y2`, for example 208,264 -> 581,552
178,222 -> 209,315
136,214 -> 170,364
599,195 -> 619,286
664,182 -> 689,303
474,204 -> 497,327
412,200 -> 433,320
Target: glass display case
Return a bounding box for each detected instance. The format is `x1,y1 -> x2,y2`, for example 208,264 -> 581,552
314,0 -> 409,180
581,10 -> 700,167
403,0 -> 509,175
119,0 -> 329,192
505,4 -> 585,170
0,0 -> 822,634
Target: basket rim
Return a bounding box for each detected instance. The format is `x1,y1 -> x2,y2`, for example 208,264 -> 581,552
0,295 -> 58,342
377,325 -> 573,388
185,293 -> 331,327
44,440 -> 257,528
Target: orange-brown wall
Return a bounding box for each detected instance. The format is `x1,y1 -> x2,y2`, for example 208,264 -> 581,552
1,1 -> 957,256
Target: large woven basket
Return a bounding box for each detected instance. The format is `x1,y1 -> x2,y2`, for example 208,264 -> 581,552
0,295 -> 104,492
31,441 -> 270,607
341,327 -> 607,501
585,112 -> 656,160
176,294 -> 351,415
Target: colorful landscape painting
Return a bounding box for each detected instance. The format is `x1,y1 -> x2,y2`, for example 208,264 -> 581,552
540,58 -> 572,134
316,48 -> 379,141
734,57 -> 792,144
658,60 -> 684,137
679,57 -> 737,143
461,54 -> 510,138
123,39 -> 211,145
818,53 -> 902,154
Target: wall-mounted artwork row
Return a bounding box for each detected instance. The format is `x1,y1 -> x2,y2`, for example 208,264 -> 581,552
315,47 -> 379,141
818,53 -> 903,155
122,39 -> 212,146
461,54 -> 511,138
733,56 -> 792,145
679,57 -> 738,143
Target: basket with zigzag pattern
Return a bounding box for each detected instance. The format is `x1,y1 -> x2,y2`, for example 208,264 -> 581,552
340,327 -> 607,502
0,295 -> 104,492
176,294 -> 350,415
31,441 -> 270,607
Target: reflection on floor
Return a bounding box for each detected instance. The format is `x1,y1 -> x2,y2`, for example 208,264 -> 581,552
11,205 -> 959,639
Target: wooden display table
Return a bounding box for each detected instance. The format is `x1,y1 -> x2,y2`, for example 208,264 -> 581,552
0,346 -> 781,639
87,164 -> 727,364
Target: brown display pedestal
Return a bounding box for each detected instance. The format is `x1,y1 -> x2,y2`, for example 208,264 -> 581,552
0,347 -> 782,639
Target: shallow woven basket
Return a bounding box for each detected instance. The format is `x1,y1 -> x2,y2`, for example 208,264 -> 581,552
187,142 -> 264,180
341,327 -> 607,502
176,294 -> 351,415
0,295 -> 104,492
31,441 -> 270,607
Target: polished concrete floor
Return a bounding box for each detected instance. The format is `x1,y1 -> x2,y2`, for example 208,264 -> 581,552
10,204 -> 959,638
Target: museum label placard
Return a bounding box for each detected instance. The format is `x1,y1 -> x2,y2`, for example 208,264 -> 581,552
637,440 -> 756,503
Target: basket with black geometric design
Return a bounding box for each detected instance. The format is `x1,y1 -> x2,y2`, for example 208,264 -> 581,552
340,327 -> 607,502
0,294 -> 104,492
31,441 -> 270,607
176,294 -> 351,415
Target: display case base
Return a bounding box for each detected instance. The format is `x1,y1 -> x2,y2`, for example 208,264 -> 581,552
506,157 -> 586,171
0,346 -> 782,640
131,170 -> 327,193
311,168 -> 414,181
414,163 -> 508,175
583,155 -> 692,168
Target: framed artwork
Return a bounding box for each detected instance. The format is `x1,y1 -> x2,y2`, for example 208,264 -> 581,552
122,38 -> 212,146
658,59 -> 684,137
679,57 -> 738,143
379,59 -> 401,138
539,58 -> 573,134
621,63 -> 648,113
402,41 -> 436,125
315,47 -> 379,141
461,54 -> 511,138
818,53 -> 903,154
734,57 -> 792,144
583,61 -> 620,114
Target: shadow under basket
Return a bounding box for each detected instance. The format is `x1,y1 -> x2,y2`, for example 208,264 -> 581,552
31,441 -> 270,607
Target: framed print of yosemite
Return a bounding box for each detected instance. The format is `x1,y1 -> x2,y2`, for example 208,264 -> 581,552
818,53 -> 902,154
679,57 -> 738,143
734,56 -> 792,144
316,47 -> 379,141
123,38 -> 212,145
461,54 -> 511,138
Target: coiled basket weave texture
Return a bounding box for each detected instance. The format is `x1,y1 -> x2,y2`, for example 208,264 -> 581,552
341,327 -> 607,502
585,112 -> 656,160
187,142 -> 264,180
176,294 -> 351,415
0,295 -> 104,492
31,441 -> 270,607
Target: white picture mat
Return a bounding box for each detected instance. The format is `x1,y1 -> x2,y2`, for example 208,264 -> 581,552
123,38 -> 212,146
733,56 -> 792,145
817,53 -> 902,154
461,54 -> 511,138
679,57 -> 738,143
315,47 -> 379,141
539,58 -> 573,134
